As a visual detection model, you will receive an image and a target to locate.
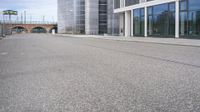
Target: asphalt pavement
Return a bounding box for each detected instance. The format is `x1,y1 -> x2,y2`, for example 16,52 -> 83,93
0,34 -> 200,112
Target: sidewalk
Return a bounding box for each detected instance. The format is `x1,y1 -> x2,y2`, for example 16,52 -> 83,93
57,34 -> 200,47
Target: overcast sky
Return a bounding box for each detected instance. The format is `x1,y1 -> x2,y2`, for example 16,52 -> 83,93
0,0 -> 57,22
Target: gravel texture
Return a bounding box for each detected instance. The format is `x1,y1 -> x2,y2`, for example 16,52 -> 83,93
0,34 -> 200,112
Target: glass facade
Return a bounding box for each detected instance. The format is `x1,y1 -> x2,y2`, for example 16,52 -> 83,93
180,0 -> 200,38
133,8 -> 144,36
99,0 -> 107,34
85,0 -> 99,34
58,0 -> 119,35
114,0 -> 200,38
58,0 -> 69,33
147,3 -> 175,37
75,0 -> 85,34
57,0 -> 86,34
107,0 -> 120,35
115,0 -> 140,8
125,0 -> 139,6
114,0 -> 120,9
58,0 -> 86,34
65,0 -> 74,34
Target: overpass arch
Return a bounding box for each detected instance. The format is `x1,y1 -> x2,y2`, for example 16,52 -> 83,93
31,27 -> 47,33
12,26 -> 28,33
49,26 -> 58,33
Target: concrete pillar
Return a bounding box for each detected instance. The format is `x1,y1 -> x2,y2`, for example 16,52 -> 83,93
144,7 -> 148,37
175,0 -> 179,38
120,0 -> 125,8
131,10 -> 134,37
125,11 -> 131,37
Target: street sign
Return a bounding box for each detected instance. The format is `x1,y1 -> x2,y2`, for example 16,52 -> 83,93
3,10 -> 18,15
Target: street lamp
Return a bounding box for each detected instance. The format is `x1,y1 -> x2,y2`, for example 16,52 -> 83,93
3,10 -> 18,35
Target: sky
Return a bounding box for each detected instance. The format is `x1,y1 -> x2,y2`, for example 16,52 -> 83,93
0,0 -> 57,22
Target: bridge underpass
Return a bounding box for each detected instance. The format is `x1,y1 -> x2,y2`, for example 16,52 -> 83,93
49,27 -> 58,33
12,26 -> 27,33
31,27 -> 47,33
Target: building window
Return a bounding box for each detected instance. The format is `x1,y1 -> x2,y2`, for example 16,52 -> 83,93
114,0 -> 120,9
147,2 -> 175,37
125,0 -> 139,6
133,8 -> 144,36
179,0 -> 200,38
99,0 -> 107,34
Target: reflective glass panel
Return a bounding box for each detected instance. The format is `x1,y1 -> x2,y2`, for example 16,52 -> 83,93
133,8 -> 144,36
147,3 -> 175,37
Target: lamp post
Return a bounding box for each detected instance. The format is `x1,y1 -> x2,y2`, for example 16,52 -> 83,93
24,11 -> 26,24
3,10 -> 18,35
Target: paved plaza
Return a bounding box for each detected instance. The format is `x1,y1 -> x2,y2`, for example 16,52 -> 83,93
0,34 -> 200,112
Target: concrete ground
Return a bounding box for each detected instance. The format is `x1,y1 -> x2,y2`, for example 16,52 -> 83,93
0,34 -> 200,112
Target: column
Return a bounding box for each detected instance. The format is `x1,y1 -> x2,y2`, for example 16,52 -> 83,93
144,7 -> 148,37
120,0 -> 124,8
131,10 -> 134,37
175,0 -> 179,38
125,11 -> 131,37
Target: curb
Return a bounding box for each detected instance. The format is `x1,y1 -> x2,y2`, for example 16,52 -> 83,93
56,34 -> 200,48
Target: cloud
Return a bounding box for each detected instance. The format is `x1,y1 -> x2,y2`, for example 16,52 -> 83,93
0,0 -> 57,22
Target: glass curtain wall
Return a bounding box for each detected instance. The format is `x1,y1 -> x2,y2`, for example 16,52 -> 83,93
180,0 -> 200,38
133,8 -> 144,36
107,0 -> 120,35
65,0 -> 74,34
75,0 -> 85,34
125,0 -> 139,6
59,0 -> 85,34
114,0 -> 120,9
99,0 -> 107,34
147,3 -> 175,37
58,0 -> 68,33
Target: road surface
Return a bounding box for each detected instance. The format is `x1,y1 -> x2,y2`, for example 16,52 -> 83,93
0,34 -> 200,112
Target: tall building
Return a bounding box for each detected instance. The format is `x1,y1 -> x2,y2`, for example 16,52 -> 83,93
114,0 -> 200,38
57,0 -> 119,35
58,0 -> 85,34
107,0 -> 120,35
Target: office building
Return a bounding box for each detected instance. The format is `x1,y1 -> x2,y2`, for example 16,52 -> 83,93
114,0 -> 200,38
57,0 -> 119,35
